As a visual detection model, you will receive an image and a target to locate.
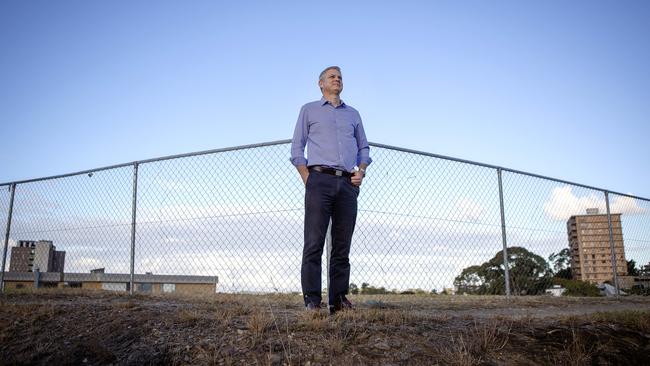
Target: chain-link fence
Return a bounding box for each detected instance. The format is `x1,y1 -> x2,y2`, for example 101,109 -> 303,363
1,140 -> 649,297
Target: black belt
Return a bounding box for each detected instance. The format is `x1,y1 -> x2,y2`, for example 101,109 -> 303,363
308,166 -> 353,178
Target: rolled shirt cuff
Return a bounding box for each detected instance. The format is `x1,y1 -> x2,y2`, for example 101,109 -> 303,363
290,157 -> 308,167
357,156 -> 373,167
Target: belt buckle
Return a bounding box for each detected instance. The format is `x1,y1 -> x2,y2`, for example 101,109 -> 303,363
335,170 -> 343,177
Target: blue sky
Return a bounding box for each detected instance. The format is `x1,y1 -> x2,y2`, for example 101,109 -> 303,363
1,0 -> 649,199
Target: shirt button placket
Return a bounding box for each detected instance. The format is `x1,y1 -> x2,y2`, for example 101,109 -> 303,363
334,109 -> 342,167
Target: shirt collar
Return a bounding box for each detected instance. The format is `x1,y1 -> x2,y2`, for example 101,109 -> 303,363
320,97 -> 346,108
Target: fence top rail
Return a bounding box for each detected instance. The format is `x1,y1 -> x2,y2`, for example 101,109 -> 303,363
0,139 -> 292,186
0,139 -> 647,202
369,142 -> 649,202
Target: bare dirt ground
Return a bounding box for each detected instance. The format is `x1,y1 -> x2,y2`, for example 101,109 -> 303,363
1,290 -> 650,365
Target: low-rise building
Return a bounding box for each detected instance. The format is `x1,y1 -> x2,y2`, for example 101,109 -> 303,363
2,271 -> 218,295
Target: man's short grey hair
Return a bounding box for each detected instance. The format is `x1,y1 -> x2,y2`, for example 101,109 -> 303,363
319,66 -> 341,81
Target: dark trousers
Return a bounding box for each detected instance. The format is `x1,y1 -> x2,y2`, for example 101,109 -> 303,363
301,171 -> 359,306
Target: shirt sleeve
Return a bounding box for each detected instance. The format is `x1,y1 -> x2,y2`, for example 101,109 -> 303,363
290,105 -> 309,167
355,114 -> 372,167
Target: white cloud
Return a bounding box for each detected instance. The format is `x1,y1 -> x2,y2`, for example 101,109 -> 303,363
72,257 -> 102,268
544,186 -> 647,221
452,198 -> 486,222
610,195 -> 647,215
162,236 -> 184,244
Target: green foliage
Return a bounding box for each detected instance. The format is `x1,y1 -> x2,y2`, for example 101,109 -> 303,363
398,288 -> 430,295
548,248 -> 572,279
628,286 -> 650,296
454,247 -> 553,295
350,282 -> 432,295
361,284 -> 390,294
627,259 -> 640,276
641,263 -> 650,276
553,278 -> 601,297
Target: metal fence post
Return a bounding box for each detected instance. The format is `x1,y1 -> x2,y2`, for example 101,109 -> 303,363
497,169 -> 511,297
129,163 -> 139,295
604,191 -> 620,299
34,267 -> 41,289
1,183 -> 17,293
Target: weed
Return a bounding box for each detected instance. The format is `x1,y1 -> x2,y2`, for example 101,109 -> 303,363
248,311 -> 272,338
437,333 -> 482,366
472,318 -> 511,354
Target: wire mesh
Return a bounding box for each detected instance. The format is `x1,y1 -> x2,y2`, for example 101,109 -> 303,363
4,168 -> 134,276
355,147 -> 503,295
606,194 -> 650,292
135,143 -> 304,292
1,184 -> 12,272
1,141 -> 648,298
501,172 -> 624,295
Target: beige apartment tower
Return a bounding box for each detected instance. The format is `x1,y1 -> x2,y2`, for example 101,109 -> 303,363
567,210 -> 627,284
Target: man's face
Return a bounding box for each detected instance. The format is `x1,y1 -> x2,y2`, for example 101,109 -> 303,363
319,69 -> 343,95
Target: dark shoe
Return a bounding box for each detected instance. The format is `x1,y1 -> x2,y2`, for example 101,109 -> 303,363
330,296 -> 354,315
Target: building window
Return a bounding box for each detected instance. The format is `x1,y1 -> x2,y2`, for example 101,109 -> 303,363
102,283 -> 128,292
162,284 -> 176,293
16,284 -> 24,289
138,283 -> 152,293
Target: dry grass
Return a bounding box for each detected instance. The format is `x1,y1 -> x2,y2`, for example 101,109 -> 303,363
437,333 -> 483,366
114,299 -> 137,309
247,310 -> 273,338
432,318 -> 512,365
178,308 -> 203,325
1,290 -> 650,365
472,318 -> 511,354
588,309 -> 650,331
545,319 -> 598,366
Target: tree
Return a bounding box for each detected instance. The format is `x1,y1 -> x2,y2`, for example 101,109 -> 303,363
627,259 -> 640,276
641,262 -> 650,276
349,283 -> 359,295
360,283 -> 389,295
454,247 -> 553,295
454,265 -> 488,294
549,248 -> 572,279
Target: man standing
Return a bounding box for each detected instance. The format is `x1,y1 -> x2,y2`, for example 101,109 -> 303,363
290,66 -> 372,314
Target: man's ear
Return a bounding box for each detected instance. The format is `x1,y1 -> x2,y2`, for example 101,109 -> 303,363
318,79 -> 323,89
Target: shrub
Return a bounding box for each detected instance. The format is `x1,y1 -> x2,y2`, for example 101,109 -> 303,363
553,278 -> 601,297
627,286 -> 650,296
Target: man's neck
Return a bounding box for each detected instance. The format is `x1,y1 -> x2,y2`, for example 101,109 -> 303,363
323,94 -> 342,107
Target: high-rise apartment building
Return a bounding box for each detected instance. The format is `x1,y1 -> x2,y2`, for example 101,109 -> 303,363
567,209 -> 626,284
9,240 -> 66,272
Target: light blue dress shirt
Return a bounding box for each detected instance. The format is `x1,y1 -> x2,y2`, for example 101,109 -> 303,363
290,98 -> 372,172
